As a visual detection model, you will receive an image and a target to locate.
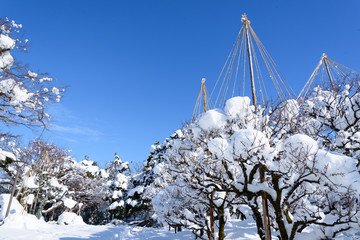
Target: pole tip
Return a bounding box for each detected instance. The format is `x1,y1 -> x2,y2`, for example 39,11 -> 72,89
241,13 -> 250,24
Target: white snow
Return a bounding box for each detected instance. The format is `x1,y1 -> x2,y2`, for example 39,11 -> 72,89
224,96 -> 252,118
80,159 -> 99,176
0,79 -> 32,107
0,204 -> 358,239
49,177 -> 63,189
0,194 -> 25,221
27,70 -> 38,78
0,215 -> 263,240
100,169 -> 109,178
127,185 -> 144,197
57,212 -> 85,225
0,34 -> 15,70
0,35 -> 15,49
52,87 -> 60,95
63,198 -> 77,209
280,99 -> 299,120
109,200 -> 124,210
0,149 -> 15,161
24,194 -> 34,205
23,176 -> 38,188
197,109 -> 227,131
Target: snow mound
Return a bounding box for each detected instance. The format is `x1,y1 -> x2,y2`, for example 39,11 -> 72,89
63,197 -> 77,209
0,194 -> 25,221
0,194 -> 48,230
197,109 -> 226,131
58,212 -> 85,225
3,212 -> 48,230
224,96 -> 252,118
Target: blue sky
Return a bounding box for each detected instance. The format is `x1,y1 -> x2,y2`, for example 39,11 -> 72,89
2,0 -> 360,167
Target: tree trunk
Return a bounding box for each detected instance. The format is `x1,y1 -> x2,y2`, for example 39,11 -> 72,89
272,173 -> 289,240
259,166 -> 271,240
218,207 -> 226,240
209,194 -> 215,240
250,204 -> 266,240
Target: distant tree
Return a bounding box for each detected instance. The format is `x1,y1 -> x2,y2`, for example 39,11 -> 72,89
124,132 -> 182,226
106,153 -> 130,221
15,139 -> 71,219
6,140 -> 110,224
59,156 -> 109,224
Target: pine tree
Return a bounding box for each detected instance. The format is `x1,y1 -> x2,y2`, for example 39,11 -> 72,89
124,131 -> 183,226
107,153 -> 130,221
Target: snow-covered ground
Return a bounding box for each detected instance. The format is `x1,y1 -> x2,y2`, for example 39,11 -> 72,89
0,194 -> 260,240
0,218 -> 261,240
0,193 -> 359,240
1,218 -> 359,240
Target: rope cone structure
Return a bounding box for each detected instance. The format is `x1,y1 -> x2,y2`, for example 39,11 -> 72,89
193,13 -> 299,240
298,53 -> 360,99
209,14 -> 296,110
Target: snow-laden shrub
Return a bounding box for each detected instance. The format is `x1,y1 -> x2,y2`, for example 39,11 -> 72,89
152,96 -> 360,240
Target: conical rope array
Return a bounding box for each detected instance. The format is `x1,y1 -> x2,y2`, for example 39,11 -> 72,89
298,53 -> 360,100
211,14 -> 296,110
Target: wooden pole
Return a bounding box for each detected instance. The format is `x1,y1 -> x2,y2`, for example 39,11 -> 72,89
322,54 -> 336,90
242,14 -> 271,240
243,16 -> 257,109
202,78 -> 215,239
5,166 -> 21,219
202,78 -> 207,113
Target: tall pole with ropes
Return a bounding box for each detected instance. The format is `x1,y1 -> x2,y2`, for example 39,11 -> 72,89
242,14 -> 271,240
202,78 -> 208,113
196,13 -> 296,239
201,78 -> 215,239
193,78 -> 215,239
243,15 -> 258,109
322,54 -> 336,90
298,53 -> 360,100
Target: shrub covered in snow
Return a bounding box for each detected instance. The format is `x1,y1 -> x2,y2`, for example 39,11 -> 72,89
152,96 -> 360,240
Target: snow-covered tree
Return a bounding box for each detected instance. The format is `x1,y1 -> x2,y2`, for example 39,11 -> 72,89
124,132 -> 183,226
106,153 -> 130,220
0,16 -> 64,215
152,97 -> 360,240
13,140 -> 109,224
59,156 -> 109,224
0,145 -> 17,194
300,84 -> 360,165
0,17 -> 63,130
15,139 -> 71,219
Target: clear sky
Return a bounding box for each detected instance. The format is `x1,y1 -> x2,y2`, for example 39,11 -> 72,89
2,0 -> 360,167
